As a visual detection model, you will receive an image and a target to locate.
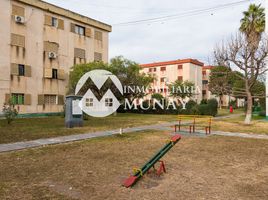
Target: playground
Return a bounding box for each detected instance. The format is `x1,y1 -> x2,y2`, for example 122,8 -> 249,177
0,130 -> 268,199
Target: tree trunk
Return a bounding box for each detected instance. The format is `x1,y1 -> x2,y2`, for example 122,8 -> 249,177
219,95 -> 222,109
244,91 -> 252,124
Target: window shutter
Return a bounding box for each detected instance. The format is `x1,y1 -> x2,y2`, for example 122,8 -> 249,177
44,41 -> 59,53
74,48 -> 86,59
94,52 -> 102,62
24,94 -> 31,105
12,5 -> 25,17
57,69 -> 65,80
38,95 -> 45,105
11,34 -> 25,47
57,95 -> 64,105
24,65 -> 31,77
94,30 -> 103,41
58,19 -> 64,30
5,94 -> 11,103
44,68 -> 52,78
85,27 -> 92,37
44,15 -> 52,26
11,63 -> 19,75
70,23 -> 75,33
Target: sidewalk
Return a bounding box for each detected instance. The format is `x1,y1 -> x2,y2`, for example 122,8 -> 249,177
0,118 -> 268,153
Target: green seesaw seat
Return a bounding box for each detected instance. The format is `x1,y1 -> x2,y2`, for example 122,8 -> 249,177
123,134 -> 181,188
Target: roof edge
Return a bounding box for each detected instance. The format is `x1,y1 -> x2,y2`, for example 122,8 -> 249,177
15,0 -> 112,32
140,59 -> 204,68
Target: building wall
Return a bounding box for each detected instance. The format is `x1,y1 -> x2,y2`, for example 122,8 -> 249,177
0,0 -> 110,114
140,61 -> 203,103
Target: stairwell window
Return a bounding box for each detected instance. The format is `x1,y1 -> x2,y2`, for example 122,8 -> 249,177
18,64 -> 25,76
52,69 -> 58,79
51,17 -> 58,27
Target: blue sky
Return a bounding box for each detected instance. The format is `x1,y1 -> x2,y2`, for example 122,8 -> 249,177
44,0 -> 264,64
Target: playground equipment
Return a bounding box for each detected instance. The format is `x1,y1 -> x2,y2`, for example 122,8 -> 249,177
174,115 -> 212,135
123,134 -> 181,188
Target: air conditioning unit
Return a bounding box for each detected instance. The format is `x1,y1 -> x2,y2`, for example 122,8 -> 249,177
14,15 -> 25,24
48,52 -> 57,59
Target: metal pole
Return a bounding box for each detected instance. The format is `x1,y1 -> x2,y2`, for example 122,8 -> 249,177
266,0 -> 268,120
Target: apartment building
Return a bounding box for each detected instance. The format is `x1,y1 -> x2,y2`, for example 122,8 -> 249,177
0,0 -> 111,114
202,65 -> 214,100
140,59 -> 204,103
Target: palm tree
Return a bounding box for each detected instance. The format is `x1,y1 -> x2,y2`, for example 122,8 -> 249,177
240,4 -> 265,49
239,4 -> 265,124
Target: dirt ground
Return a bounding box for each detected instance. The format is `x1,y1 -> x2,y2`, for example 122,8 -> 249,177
0,131 -> 268,200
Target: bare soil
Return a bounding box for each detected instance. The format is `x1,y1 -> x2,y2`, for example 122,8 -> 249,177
0,131 -> 267,200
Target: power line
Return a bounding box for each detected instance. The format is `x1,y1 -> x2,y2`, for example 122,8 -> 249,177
113,0 -> 252,26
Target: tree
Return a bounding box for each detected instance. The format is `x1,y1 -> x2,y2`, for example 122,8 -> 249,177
208,66 -> 233,109
214,33 -> 268,124
2,100 -> 18,124
214,4 -> 266,124
68,56 -> 154,103
240,4 -> 265,51
168,80 -> 195,106
109,56 -> 154,103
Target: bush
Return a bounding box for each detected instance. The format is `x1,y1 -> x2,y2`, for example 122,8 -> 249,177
200,99 -> 207,104
2,100 -> 18,124
207,98 -> 218,116
259,110 -> 266,117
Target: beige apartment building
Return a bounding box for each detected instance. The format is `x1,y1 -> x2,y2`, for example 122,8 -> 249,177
0,0 -> 111,114
140,59 -> 204,103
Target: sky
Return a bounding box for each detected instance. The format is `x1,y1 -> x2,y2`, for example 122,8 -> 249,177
44,0 -> 264,65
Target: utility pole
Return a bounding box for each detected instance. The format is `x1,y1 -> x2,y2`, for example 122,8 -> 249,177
266,0 -> 268,120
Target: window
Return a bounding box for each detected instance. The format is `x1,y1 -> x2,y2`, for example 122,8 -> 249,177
44,95 -> 57,105
51,17 -> 58,27
86,98 -> 93,107
52,69 -> 58,79
178,76 -> 183,81
105,98 -> 113,107
75,25 -> 85,36
160,67 -> 166,71
149,68 -> 153,72
154,68 -> 156,72
178,65 -> 183,69
160,78 -> 165,83
18,64 -> 25,76
11,93 -> 24,105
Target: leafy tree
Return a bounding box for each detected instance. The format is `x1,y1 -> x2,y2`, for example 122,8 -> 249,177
151,93 -> 164,101
109,56 -> 154,102
68,56 -> 154,103
2,100 -> 18,124
208,66 -> 232,109
168,80 -> 195,105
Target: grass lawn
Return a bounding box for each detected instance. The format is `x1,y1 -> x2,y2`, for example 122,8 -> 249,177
0,113 -> 176,144
212,114 -> 268,135
0,131 -> 267,199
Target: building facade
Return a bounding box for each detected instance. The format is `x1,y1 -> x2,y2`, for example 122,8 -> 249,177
0,0 -> 111,114
140,59 -> 204,103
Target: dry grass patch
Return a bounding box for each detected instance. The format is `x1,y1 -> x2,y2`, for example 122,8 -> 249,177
0,131 -> 268,200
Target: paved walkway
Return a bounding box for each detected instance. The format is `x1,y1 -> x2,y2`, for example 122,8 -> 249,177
0,118 -> 268,153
